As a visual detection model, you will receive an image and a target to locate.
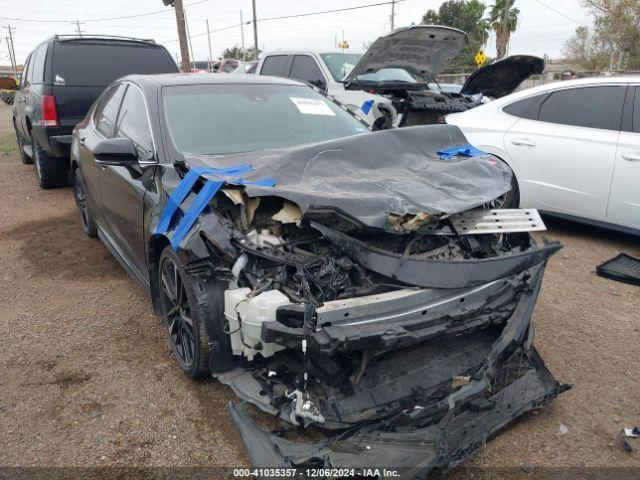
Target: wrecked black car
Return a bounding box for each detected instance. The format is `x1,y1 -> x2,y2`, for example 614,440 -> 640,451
343,25 -> 545,126
71,74 -> 568,478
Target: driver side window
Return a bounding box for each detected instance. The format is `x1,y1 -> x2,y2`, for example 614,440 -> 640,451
290,55 -> 327,90
115,85 -> 154,161
95,83 -> 126,138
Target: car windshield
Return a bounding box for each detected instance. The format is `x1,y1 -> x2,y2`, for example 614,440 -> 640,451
320,53 -> 362,81
354,68 -> 417,84
162,83 -> 369,155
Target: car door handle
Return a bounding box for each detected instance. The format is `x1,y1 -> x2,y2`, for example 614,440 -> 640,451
510,138 -> 537,147
621,152 -> 640,161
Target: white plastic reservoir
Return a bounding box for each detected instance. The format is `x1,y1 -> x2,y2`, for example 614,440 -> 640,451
224,288 -> 290,361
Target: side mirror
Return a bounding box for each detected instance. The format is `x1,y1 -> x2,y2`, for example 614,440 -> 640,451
372,115 -> 393,131
309,79 -> 327,91
92,137 -> 138,165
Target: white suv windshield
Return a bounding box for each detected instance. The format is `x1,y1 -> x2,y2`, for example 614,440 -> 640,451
163,83 -> 368,155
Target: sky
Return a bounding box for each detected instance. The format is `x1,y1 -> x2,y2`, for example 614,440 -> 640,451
0,0 -> 594,66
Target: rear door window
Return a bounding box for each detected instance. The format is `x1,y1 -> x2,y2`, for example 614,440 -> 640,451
95,84 -> 126,138
538,86 -> 626,131
52,41 -> 178,86
260,55 -> 289,76
502,93 -> 548,120
289,55 -> 326,88
633,87 -> 640,133
20,55 -> 31,88
31,43 -> 48,84
116,85 -> 153,159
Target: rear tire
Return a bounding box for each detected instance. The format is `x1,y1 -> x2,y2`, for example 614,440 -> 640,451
73,168 -> 98,237
32,132 -> 68,188
158,247 -> 234,378
14,121 -> 32,164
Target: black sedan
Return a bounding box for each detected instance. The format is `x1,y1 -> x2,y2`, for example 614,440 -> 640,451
71,73 -> 566,475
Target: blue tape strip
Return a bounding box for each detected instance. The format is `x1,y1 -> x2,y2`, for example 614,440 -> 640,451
170,180 -> 224,250
155,162 -> 275,251
437,143 -> 487,159
155,164 -> 254,235
361,99 -> 374,115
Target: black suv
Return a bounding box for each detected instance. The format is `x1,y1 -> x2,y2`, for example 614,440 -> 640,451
13,35 -> 179,188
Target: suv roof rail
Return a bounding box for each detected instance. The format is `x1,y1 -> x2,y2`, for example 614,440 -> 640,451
50,34 -> 156,44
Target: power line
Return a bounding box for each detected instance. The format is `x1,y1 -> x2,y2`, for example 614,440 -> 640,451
0,0 -> 208,24
162,0 -> 406,43
531,0 -> 586,26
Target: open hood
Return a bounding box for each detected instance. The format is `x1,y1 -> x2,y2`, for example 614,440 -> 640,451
344,25 -> 468,83
460,55 -> 545,98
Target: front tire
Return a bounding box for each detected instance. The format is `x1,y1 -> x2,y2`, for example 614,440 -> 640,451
159,247 -> 236,378
32,132 -> 68,188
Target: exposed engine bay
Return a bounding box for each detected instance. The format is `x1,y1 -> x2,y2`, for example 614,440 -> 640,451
163,125 -> 568,478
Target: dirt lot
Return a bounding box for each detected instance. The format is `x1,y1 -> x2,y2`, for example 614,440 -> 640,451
1,102 -> 639,474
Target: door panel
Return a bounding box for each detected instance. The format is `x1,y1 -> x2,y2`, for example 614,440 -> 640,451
79,84 -> 127,233
97,84 -> 156,279
504,86 -> 625,219
608,87 -> 640,228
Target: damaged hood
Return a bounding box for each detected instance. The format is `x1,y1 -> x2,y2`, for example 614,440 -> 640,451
185,125 -> 512,231
343,25 -> 468,83
460,55 -> 545,98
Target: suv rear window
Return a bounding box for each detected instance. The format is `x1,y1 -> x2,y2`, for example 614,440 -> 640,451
52,41 -> 177,86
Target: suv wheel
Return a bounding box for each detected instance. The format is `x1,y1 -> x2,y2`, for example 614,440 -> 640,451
14,121 -> 32,164
31,132 -> 68,188
158,246 -> 234,378
73,168 -> 97,237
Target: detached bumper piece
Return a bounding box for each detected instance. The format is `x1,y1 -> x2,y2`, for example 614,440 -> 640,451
230,348 -> 566,479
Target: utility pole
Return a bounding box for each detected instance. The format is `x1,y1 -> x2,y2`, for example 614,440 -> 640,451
206,19 -> 213,72
164,0 -> 191,72
390,0 -> 395,31
4,36 -> 15,72
4,26 -> 17,72
251,0 -> 258,60
73,20 -> 84,37
183,7 -> 195,70
240,11 -> 246,61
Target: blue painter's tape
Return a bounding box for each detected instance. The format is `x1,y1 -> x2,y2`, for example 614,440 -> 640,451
155,163 -> 275,251
155,164 -> 255,236
437,143 -> 487,159
170,180 -> 224,250
361,99 -> 374,115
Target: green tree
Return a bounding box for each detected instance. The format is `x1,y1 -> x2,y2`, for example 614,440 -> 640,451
563,25 -> 611,70
421,0 -> 489,71
486,0 -> 519,59
222,45 -> 261,61
583,0 -> 640,69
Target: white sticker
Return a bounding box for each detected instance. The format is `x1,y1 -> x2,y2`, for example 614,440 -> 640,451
54,74 -> 65,86
289,97 -> 335,116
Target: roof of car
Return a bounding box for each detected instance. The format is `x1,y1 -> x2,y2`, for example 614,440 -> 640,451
483,75 -> 640,106
261,50 -> 364,56
121,72 -> 307,88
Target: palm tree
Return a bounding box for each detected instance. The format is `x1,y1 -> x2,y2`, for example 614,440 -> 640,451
487,0 -> 519,59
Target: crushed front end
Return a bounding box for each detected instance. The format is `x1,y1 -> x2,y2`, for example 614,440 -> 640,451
164,126 -> 568,478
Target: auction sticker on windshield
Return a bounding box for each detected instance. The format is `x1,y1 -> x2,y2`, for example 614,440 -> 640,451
290,97 -> 335,115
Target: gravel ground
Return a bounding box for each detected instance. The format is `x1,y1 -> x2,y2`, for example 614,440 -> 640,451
0,103 -> 639,474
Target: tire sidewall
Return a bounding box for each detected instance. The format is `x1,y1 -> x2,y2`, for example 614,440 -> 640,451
158,247 -> 210,378
73,168 -> 97,237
